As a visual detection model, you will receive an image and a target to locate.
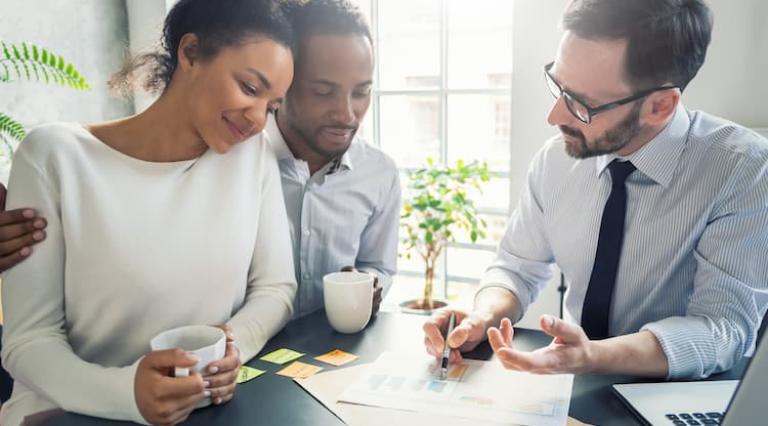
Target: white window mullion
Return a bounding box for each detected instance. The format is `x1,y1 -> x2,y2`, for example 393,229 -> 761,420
439,0 -> 450,299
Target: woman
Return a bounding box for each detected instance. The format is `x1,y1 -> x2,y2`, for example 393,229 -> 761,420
0,0 -> 297,424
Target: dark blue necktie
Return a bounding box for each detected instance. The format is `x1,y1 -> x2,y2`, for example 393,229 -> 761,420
581,160 -> 636,340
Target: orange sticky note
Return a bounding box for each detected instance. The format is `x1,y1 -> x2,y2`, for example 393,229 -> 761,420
314,349 -> 359,366
447,363 -> 468,381
276,361 -> 323,379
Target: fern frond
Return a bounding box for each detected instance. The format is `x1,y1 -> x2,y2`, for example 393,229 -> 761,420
0,113 -> 26,145
0,40 -> 90,90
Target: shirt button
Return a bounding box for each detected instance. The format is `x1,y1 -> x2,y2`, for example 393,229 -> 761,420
303,273 -> 310,280
303,229 -> 310,236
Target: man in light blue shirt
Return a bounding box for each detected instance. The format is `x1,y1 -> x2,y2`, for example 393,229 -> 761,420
424,0 -> 768,379
268,0 -> 399,318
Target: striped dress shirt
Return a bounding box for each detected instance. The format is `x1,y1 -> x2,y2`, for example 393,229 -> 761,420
266,115 -> 401,318
480,105 -> 768,379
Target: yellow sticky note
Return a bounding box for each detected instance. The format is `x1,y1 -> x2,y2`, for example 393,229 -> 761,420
447,363 -> 468,381
236,366 -> 265,384
314,349 -> 359,366
260,348 -> 304,365
276,361 -> 323,379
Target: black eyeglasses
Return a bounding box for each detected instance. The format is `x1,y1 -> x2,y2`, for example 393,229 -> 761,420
544,62 -> 677,124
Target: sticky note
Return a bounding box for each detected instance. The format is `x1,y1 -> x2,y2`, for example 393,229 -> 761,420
314,349 -> 359,366
260,348 -> 305,365
447,363 -> 468,381
236,366 -> 265,384
276,361 -> 323,379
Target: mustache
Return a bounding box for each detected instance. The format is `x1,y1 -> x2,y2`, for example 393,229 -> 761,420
559,125 -> 583,139
320,124 -> 358,132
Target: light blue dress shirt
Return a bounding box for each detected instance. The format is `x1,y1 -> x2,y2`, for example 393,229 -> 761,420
480,106 -> 768,379
266,115 -> 401,318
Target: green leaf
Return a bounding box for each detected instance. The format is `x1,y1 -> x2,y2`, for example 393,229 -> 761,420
470,230 -> 478,242
425,231 -> 433,244
0,62 -> 10,82
0,112 -> 27,143
0,41 -> 90,90
1,42 -> 11,60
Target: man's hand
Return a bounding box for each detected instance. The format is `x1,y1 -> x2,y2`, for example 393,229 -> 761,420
423,308 -> 489,364
134,349 -> 207,426
487,315 -> 595,374
0,183 -> 47,273
340,266 -> 382,316
204,325 -> 241,406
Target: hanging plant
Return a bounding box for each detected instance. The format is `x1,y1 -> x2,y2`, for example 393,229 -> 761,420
0,40 -> 90,154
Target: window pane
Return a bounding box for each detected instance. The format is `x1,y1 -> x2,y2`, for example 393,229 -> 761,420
447,94 -> 511,172
358,109 -> 375,146
475,177 -> 511,212
385,274 -> 446,307
348,0 -> 371,21
446,247 -> 496,280
380,95 -> 440,168
378,0 -> 441,90
447,0 -> 513,89
453,213 -> 509,246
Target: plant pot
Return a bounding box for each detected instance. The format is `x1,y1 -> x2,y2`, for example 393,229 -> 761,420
398,298 -> 448,315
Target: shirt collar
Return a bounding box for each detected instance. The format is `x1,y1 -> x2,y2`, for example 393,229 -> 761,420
266,113 -> 354,174
595,105 -> 691,187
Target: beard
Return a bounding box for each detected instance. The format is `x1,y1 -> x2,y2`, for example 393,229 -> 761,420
560,102 -> 644,159
283,103 -> 357,161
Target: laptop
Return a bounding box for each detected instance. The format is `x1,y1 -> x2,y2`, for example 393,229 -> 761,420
613,330 -> 766,426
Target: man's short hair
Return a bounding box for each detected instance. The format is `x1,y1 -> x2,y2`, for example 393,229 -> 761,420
562,0 -> 713,91
284,0 -> 372,49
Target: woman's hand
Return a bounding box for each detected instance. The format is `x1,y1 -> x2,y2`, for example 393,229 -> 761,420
204,324 -> 241,405
134,349 -> 207,425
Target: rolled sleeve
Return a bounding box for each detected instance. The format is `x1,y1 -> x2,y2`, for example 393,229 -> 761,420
643,152 -> 768,379
355,168 -> 400,297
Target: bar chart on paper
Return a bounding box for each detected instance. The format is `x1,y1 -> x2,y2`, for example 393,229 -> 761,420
337,352 -> 573,426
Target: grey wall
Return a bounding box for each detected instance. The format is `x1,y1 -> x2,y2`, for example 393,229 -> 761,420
0,0 -> 133,130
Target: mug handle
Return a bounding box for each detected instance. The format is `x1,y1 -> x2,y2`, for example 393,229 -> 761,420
174,367 -> 190,377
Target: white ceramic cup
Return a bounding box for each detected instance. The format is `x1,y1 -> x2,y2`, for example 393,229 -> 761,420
323,271 -> 374,334
150,325 -> 226,407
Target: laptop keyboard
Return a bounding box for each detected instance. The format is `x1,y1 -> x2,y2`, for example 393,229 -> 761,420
666,412 -> 724,425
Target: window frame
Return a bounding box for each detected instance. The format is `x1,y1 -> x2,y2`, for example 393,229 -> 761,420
359,0 -> 515,298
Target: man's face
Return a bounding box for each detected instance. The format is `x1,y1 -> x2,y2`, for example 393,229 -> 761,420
281,34 -> 374,160
546,32 -> 647,159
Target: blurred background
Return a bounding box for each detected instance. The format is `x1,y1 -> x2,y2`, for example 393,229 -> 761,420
1,0 -> 766,327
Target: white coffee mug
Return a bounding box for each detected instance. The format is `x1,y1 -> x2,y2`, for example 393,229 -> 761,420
323,271 -> 374,334
150,325 -> 226,407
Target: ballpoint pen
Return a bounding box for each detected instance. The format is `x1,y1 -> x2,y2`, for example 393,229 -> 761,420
440,311 -> 456,380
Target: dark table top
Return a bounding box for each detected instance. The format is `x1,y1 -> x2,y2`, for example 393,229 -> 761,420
46,311 -> 747,426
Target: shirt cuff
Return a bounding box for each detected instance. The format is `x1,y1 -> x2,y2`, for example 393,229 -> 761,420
479,269 -> 534,313
641,316 -> 718,379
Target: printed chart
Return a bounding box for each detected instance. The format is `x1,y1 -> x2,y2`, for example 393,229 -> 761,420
338,352 -> 573,426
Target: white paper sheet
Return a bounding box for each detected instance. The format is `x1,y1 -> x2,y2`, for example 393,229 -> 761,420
334,352 -> 573,426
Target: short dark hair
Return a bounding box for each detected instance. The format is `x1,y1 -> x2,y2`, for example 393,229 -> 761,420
562,0 -> 713,91
111,0 -> 294,95
282,0 -> 372,61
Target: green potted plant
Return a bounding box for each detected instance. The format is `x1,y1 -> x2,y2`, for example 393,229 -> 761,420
0,40 -> 90,174
400,158 -> 490,314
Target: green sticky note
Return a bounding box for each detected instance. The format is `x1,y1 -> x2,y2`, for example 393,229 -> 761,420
260,348 -> 305,365
236,366 -> 266,384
